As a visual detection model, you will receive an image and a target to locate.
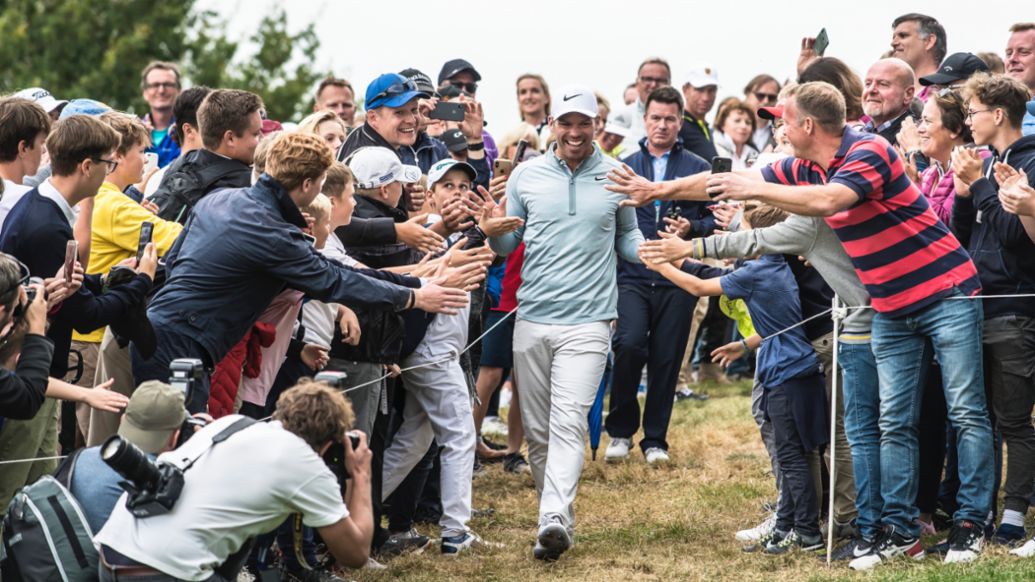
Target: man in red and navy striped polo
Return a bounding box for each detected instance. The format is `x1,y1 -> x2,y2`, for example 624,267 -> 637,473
606,80 -> 993,571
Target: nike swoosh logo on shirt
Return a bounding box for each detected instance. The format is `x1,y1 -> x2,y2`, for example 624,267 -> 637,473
594,176 -> 608,181
563,94 -> 582,101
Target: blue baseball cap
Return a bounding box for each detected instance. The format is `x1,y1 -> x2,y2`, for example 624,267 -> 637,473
1027,100 -> 1035,118
364,73 -> 428,111
59,99 -> 111,119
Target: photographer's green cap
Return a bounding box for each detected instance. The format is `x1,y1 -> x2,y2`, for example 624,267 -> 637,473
118,381 -> 187,454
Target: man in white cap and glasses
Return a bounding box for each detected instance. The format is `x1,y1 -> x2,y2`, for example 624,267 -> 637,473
678,66 -> 720,161
488,85 -> 644,561
68,380 -> 188,533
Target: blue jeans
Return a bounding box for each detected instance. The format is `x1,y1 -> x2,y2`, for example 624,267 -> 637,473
871,293 -> 994,537
838,340 -> 882,541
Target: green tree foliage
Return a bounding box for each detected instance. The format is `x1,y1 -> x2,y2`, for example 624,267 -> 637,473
0,0 -> 323,121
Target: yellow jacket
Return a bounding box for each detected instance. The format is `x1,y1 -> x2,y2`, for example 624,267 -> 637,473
72,182 -> 183,343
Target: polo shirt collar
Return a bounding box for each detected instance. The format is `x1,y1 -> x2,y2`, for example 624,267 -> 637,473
39,178 -> 76,226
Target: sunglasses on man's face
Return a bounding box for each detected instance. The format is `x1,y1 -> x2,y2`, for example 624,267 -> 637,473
448,81 -> 478,95
754,92 -> 778,104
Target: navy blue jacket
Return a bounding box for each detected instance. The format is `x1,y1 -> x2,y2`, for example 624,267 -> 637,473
0,189 -> 152,378
618,139 -> 716,287
148,174 -> 421,366
952,134 -> 1035,319
678,113 -> 718,161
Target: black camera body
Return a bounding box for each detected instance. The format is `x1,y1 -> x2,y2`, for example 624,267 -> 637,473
171,358 -> 206,446
101,435 -> 184,518
23,276 -> 44,304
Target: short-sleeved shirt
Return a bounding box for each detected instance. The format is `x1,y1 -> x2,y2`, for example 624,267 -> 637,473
69,446 -> 148,534
96,417 -> 348,581
761,128 -> 980,317
720,255 -> 819,388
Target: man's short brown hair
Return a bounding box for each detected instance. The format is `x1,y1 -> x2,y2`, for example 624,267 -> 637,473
140,61 -> 181,89
1010,22 -> 1035,33
786,82 -> 847,134
273,380 -> 353,451
963,73 -> 1031,129
46,115 -> 120,176
99,111 -> 152,155
744,204 -> 789,229
266,132 -> 334,191
315,77 -> 354,101
322,161 -> 354,198
0,98 -> 51,163
637,57 -> 672,79
197,89 -> 264,151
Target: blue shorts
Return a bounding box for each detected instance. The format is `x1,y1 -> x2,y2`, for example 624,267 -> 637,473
478,310 -> 515,369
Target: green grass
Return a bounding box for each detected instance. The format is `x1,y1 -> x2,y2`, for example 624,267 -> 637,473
350,381 -> 1035,581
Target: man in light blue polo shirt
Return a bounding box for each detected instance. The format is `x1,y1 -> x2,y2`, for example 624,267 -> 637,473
489,85 -> 643,561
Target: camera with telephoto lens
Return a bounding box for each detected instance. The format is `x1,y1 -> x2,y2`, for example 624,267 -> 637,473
313,371 -> 358,483
100,434 -> 184,517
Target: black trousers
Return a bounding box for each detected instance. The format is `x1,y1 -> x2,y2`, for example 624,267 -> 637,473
605,284 -> 696,452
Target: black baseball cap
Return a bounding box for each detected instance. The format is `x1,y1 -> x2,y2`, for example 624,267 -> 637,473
919,53 -> 989,86
439,129 -> 467,153
399,68 -> 436,96
438,59 -> 481,85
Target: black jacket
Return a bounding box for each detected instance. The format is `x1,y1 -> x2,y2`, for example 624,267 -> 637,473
0,334 -> 54,421
678,113 -> 718,162
952,134 -> 1035,319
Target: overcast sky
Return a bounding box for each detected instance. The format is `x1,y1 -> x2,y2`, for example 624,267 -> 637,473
201,0 -> 1021,130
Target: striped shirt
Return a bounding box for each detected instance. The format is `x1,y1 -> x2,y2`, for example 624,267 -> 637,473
761,128 -> 980,317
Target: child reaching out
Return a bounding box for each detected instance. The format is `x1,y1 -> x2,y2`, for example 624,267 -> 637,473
642,204 -> 829,555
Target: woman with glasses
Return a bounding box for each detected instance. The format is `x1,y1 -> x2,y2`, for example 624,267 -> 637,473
742,74 -> 781,152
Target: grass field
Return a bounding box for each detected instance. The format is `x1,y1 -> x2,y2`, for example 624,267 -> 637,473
351,381 -> 1035,582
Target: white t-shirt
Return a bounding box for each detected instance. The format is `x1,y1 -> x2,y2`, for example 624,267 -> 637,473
0,180 -> 32,233
302,235 -> 359,349
412,231 -> 470,361
96,417 -> 348,581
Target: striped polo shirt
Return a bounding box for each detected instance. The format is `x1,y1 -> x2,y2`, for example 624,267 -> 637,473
761,128 -> 980,317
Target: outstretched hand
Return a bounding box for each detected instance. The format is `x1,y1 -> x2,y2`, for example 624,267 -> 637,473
606,164 -> 659,207
639,231 -> 695,265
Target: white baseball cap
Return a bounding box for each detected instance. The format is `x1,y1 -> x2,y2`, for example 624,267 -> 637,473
684,66 -> 719,88
348,147 -> 422,189
604,111 -> 632,137
551,85 -> 598,121
14,87 -> 68,114
427,158 -> 476,189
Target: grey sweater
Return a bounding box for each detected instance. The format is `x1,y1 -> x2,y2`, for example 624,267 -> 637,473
693,214 -> 873,341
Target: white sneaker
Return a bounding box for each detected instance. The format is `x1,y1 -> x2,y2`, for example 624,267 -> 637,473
944,520 -> 983,564
482,416 -> 508,438
644,447 -> 669,465
1010,538 -> 1035,558
735,514 -> 776,542
604,437 -> 631,462
364,557 -> 387,570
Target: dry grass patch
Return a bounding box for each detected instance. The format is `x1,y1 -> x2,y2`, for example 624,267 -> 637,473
352,382 -> 1035,581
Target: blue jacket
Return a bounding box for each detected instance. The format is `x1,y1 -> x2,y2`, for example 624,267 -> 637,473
952,133 -> 1035,319
148,174 -> 420,366
617,138 -> 715,287
0,189 -> 152,378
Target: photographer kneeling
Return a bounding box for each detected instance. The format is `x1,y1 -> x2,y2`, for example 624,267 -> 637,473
96,380 -> 372,580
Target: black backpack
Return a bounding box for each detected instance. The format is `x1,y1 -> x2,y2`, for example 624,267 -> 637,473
149,151 -> 248,224
1,475 -> 98,582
